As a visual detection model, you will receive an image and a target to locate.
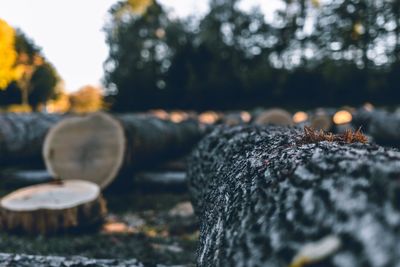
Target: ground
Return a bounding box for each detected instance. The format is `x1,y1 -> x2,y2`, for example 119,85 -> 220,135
0,181 -> 198,267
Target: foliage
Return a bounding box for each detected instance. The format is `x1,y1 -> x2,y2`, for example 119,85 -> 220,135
46,90 -> 70,113
0,26 -> 60,110
2,104 -> 31,113
29,63 -> 59,110
0,19 -> 17,90
128,0 -> 153,14
102,0 -> 400,111
69,85 -> 104,113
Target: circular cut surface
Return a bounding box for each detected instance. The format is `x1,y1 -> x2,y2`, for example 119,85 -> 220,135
1,180 -> 100,211
43,112 -> 126,189
254,108 -> 293,126
311,113 -> 332,131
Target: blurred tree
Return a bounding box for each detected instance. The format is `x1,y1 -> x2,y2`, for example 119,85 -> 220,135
0,29 -> 60,110
0,19 -> 17,90
69,85 -> 104,113
46,87 -> 70,113
104,0 -> 176,111
128,0 -> 153,14
14,31 -> 44,107
29,63 -> 59,110
104,0 -> 400,110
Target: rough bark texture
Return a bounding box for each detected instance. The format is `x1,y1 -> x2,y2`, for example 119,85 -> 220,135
0,253 -> 145,267
0,113 -> 63,165
187,125 -> 400,267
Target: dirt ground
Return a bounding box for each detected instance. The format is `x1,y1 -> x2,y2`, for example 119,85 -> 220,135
0,180 -> 198,266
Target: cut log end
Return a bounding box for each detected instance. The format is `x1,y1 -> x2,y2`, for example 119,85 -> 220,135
0,180 -> 106,235
254,108 -> 293,126
43,112 -> 126,189
310,113 -> 332,131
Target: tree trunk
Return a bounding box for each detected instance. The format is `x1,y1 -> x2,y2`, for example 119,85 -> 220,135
0,113 -> 63,165
0,169 -> 187,190
0,180 -> 106,235
187,125 -> 400,267
0,253 -> 145,267
43,112 -> 205,189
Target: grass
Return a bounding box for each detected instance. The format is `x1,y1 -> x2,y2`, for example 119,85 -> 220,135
0,183 -> 198,266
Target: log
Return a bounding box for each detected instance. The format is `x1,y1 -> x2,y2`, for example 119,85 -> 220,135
0,180 -> 106,235
220,111 -> 252,126
0,169 -> 187,190
0,253 -> 145,267
310,110 -> 332,131
134,171 -> 187,190
157,159 -> 186,171
187,125 -> 400,267
253,108 -> 293,126
0,113 -> 63,165
0,169 -> 52,188
43,112 -> 204,189
353,108 -> 400,147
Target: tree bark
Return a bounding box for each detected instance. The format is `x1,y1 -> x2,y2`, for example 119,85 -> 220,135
187,125 -> 400,267
43,112 -> 205,188
0,180 -> 106,235
0,113 -> 63,165
0,253 -> 145,267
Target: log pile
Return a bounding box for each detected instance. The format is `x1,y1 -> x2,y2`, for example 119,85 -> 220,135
0,169 -> 188,190
187,125 -> 400,267
253,108 -> 293,126
0,113 -> 63,165
43,112 -> 205,188
353,108 -> 400,146
0,253 -> 145,267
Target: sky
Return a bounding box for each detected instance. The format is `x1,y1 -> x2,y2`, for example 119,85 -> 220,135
0,0 -> 281,92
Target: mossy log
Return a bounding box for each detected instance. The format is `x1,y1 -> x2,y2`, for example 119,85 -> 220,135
187,125 -> 400,267
0,113 -> 63,165
43,112 -> 204,189
0,180 -> 106,235
0,253 -> 145,267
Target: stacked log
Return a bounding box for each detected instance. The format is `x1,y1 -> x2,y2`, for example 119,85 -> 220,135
43,112 -> 205,188
353,108 -> 400,146
187,125 -> 400,267
0,253 -> 145,267
253,108 -> 293,126
0,169 -> 188,189
0,113 -> 63,165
